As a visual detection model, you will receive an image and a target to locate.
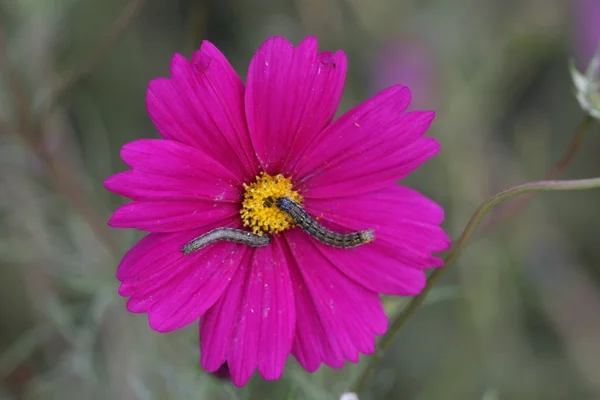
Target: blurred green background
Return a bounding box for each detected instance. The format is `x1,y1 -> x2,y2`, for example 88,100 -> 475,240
1,0 -> 600,399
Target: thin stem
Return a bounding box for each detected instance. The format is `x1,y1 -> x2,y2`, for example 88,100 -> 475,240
352,176 -> 600,395
477,114 -> 595,236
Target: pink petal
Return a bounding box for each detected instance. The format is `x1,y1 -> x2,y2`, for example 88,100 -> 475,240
108,200 -> 239,232
200,256 -> 249,373
300,185 -> 450,295
255,239 -> 296,380
245,36 -> 347,174
146,41 -> 258,179
284,229 -> 388,372
200,237 -> 295,387
292,86 -> 439,197
120,139 -> 240,181
308,185 -> 449,262
117,219 -> 247,332
300,239 -> 427,297
104,139 -> 241,202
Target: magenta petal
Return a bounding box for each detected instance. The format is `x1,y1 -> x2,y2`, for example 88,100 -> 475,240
117,220 -> 246,332
104,139 -> 241,202
302,185 -> 450,293
228,239 -> 295,385
120,139 -> 240,182
291,85 -> 410,175
200,238 -> 295,387
256,238 -> 296,380
293,86 -> 439,196
284,230 -> 388,371
245,36 -> 347,174
146,42 -> 258,179
200,252 -> 250,373
106,36 -> 452,386
108,200 -> 239,232
104,170 -> 241,203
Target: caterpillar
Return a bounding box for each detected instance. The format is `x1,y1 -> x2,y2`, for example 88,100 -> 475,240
181,228 -> 270,255
277,197 -> 375,248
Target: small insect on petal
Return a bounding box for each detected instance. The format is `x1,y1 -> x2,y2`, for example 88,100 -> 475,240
277,197 -> 375,248
182,228 -> 271,255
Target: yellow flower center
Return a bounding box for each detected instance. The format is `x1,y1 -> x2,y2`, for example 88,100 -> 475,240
240,173 -> 303,235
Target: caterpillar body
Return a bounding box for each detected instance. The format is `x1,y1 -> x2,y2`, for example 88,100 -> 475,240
277,197 -> 375,248
181,228 -> 270,255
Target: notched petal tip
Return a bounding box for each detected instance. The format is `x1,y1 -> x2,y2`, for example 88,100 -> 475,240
146,77 -> 170,95
419,110 -> 436,124
298,35 -> 318,48
106,213 -> 121,229
422,136 -> 442,156
332,49 -> 348,65
258,367 -> 285,382
391,83 -> 413,104
317,50 -> 348,77
318,51 -> 333,60
118,281 -> 134,297
125,295 -> 148,313
230,373 -> 254,388
169,53 -> 191,77
119,138 -> 149,167
145,78 -> 171,114
193,40 -> 221,72
260,35 -> 295,51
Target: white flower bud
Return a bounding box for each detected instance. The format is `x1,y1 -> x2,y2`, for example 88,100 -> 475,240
571,42 -> 600,120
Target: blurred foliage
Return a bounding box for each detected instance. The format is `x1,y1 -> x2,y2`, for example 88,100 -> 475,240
1,0 -> 600,399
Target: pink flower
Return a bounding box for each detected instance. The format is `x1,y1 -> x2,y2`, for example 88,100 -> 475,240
105,36 -> 450,387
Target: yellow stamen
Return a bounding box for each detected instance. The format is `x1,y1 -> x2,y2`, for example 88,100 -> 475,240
240,173 -> 303,235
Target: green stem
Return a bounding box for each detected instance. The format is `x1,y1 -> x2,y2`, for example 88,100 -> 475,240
352,176 -> 600,395
477,114 -> 594,236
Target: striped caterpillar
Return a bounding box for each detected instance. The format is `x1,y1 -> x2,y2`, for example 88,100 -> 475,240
277,197 -> 375,248
181,228 -> 270,255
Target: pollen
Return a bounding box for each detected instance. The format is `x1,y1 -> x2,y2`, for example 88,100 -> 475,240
240,173 -> 303,235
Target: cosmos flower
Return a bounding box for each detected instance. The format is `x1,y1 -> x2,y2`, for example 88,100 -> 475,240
105,36 -> 450,387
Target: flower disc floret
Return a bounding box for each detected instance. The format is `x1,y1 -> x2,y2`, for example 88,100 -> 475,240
240,173 -> 303,235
